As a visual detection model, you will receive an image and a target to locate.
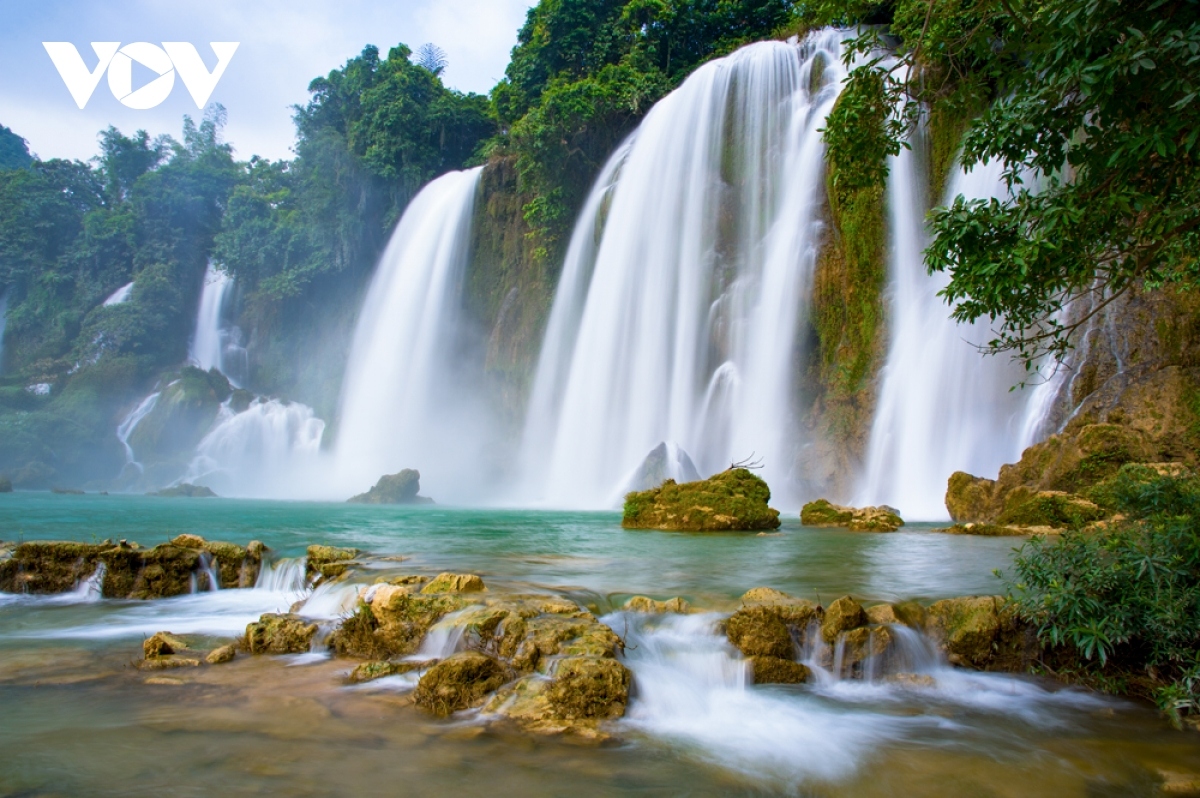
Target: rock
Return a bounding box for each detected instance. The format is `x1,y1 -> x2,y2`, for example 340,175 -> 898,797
749,656 -> 811,684
726,606 -> 794,658
885,673 -> 936,688
139,657 -> 201,670
835,626 -> 894,676
740,587 -> 794,603
205,644 -> 237,665
143,631 -> 189,659
622,442 -> 702,494
0,476 -> 11,493
622,468 -> 781,531
995,490 -> 1106,529
0,541 -> 111,593
545,657 -> 631,720
149,483 -> 217,498
821,596 -> 868,643
243,613 -> 317,654
328,589 -> 465,659
51,487 -> 84,495
937,522 -> 1032,536
170,534 -> 207,549
347,659 -> 431,684
420,573 -> 486,594
925,596 -> 1002,668
347,469 -> 433,504
865,604 -> 899,626
801,499 -> 904,531
414,651 -> 510,716
306,545 -> 359,583
623,595 -> 691,613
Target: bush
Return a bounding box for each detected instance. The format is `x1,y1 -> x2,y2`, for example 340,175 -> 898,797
1007,472 -> 1200,724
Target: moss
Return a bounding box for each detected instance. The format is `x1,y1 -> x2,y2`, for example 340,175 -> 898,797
996,491 -> 1106,529
926,87 -> 985,200
821,596 -> 868,644
306,544 -> 358,583
726,606 -> 795,659
749,656 -> 812,685
420,573 -> 486,594
414,651 -> 510,717
148,483 -> 216,498
243,613 -> 317,655
546,656 -> 630,720
346,470 -> 431,504
622,468 -> 781,531
800,499 -> 853,526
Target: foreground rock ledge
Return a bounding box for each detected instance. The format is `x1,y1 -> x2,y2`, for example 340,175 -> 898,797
622,468 -> 781,531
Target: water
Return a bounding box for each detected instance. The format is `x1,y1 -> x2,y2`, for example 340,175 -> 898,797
190,263 -> 246,387
333,167 -> 490,503
0,289 -> 7,374
0,494 -> 1195,796
115,391 -> 161,474
102,281 -> 134,306
856,157 -> 1037,520
181,398 -> 326,498
520,34 -> 846,508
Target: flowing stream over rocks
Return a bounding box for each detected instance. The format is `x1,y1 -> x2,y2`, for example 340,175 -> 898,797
1,495 -> 1197,795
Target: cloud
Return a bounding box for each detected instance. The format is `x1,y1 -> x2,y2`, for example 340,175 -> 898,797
0,0 -> 534,162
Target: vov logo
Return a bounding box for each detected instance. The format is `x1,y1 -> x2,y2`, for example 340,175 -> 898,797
43,42 -> 239,110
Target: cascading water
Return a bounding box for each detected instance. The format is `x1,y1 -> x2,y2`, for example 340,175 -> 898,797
332,167 -> 489,502
855,156 -> 1036,519
116,391 -> 161,474
102,281 -> 133,306
190,263 -> 246,387
181,398 -> 325,497
520,33 -> 847,508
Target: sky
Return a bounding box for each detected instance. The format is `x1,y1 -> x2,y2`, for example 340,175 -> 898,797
0,0 -> 537,162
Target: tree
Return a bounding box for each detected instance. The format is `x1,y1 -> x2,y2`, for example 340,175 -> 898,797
0,124 -> 32,170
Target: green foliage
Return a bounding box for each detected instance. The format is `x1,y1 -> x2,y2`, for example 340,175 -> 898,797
1008,470 -> 1200,719
0,124 -> 32,171
801,0 -> 1200,372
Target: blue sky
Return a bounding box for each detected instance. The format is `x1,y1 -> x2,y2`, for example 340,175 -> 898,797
0,0 -> 536,162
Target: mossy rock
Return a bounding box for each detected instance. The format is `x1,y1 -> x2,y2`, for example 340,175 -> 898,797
329,589 -> 466,659
243,613 -> 317,655
938,523 -> 1031,536
306,545 -> 358,583
925,596 -> 1001,668
623,595 -> 690,613
546,656 -> 631,720
800,499 -> 853,526
414,651 -> 510,717
0,476 -> 11,493
420,573 -> 486,594
800,499 -> 903,531
821,596 -> 867,644
622,468 -> 781,531
726,606 -> 794,659
148,483 -> 216,498
995,490 -> 1106,529
143,631 -> 189,659
946,471 -> 997,523
347,659 -> 429,684
750,656 -> 811,685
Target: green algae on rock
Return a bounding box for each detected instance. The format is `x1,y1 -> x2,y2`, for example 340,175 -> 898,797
800,499 -> 904,531
243,613 -> 318,655
621,468 -> 780,531
347,469 -> 434,504
148,483 -> 217,498
306,545 -> 359,583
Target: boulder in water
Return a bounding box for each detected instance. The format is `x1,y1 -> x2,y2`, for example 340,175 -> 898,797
143,631 -> 189,659
306,545 -> 358,583
328,588 -> 466,659
243,613 -> 317,654
205,644 -> 237,665
622,595 -> 691,613
622,442 -> 702,494
622,468 -> 780,531
347,469 -> 433,504
801,499 -> 904,531
750,656 -> 811,685
414,651 -> 510,716
149,483 -> 216,498
0,476 -> 11,493
420,573 -> 485,594
821,596 -> 868,643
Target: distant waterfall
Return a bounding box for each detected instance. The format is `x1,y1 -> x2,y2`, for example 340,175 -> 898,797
519,33 -> 846,508
116,391 -> 161,474
0,289 -> 7,374
190,263 -> 246,387
332,167 -> 486,501
856,156 -> 1035,519
103,282 -> 133,306
182,398 -> 325,497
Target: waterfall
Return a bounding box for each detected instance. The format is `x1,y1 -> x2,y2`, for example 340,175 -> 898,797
190,263 -> 246,386
332,167 -> 486,501
116,391 -> 161,474
102,282 -> 133,306
856,156 -> 1034,519
181,397 -> 325,497
519,33 -> 846,508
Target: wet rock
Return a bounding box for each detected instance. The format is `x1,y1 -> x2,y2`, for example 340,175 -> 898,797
800,499 -> 904,531
0,541 -> 111,593
623,595 -> 690,613
143,631 -> 189,659
835,626 -> 894,676
622,468 -> 781,531
414,651 -> 510,716
149,483 -> 217,498
995,490 -> 1106,529
420,573 -> 486,594
865,604 -> 900,626
891,600 -> 927,629
328,589 -> 466,659
925,596 -> 1003,668
937,522 -> 1033,536
205,644 -> 237,665
244,613 -> 317,655
139,657 -> 201,670
347,469 -> 434,504
622,442 -> 702,494
347,659 -> 430,684
306,545 -> 359,583
726,606 -> 795,659
885,673 -> 936,688
545,656 -> 631,720
740,587 -> 794,603
750,656 -> 811,684
821,596 -> 867,643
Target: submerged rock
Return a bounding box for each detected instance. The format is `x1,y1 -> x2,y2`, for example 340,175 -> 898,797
800,499 -> 904,531
821,596 -> 868,643
623,595 -> 691,614
347,659 -> 430,684
621,442 -> 702,494
148,483 -> 217,498
347,469 -> 434,505
749,656 -> 811,684
414,651 -> 511,716
243,613 -> 317,655
937,522 -> 1034,536
328,588 -> 466,659
143,631 -> 189,659
622,468 -> 781,531
206,644 -> 237,665
923,596 -> 1035,670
